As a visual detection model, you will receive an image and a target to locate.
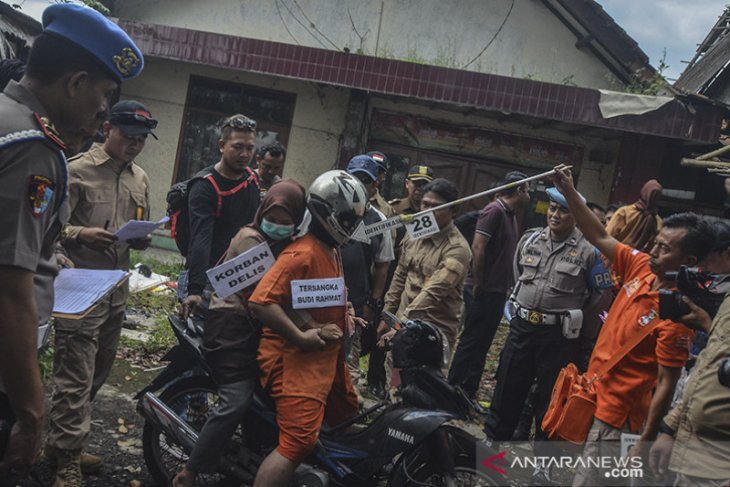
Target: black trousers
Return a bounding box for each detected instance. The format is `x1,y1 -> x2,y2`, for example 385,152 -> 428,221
0,391 -> 13,461
447,289 -> 507,397
484,316 -> 577,454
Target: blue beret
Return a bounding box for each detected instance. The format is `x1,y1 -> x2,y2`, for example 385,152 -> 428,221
546,187 -> 586,209
42,4 -> 143,82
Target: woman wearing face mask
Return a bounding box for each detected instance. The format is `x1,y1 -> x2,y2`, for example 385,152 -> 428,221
174,179 -> 314,487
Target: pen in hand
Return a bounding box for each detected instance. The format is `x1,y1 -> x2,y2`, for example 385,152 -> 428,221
104,220 -> 110,230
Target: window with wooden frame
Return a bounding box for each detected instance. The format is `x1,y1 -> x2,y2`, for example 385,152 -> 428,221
173,76 -> 296,182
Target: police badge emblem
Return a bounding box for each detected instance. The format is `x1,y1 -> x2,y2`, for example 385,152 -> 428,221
28,175 -> 55,217
113,47 -> 141,77
528,311 -> 542,324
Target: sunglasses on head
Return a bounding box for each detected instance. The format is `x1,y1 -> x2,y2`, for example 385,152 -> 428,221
224,116 -> 257,131
112,110 -> 158,129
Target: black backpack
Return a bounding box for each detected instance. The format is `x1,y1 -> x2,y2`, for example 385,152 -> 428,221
167,165 -> 258,257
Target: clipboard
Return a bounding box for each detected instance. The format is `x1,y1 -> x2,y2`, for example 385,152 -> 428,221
52,269 -> 130,320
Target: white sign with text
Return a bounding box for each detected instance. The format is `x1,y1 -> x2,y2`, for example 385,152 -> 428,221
206,242 -> 275,298
405,211 -> 440,240
291,277 -> 346,309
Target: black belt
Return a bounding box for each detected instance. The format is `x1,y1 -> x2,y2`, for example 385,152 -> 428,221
514,303 -> 562,325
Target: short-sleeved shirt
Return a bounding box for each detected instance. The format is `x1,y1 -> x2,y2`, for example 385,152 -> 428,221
250,233 -> 346,402
0,81 -> 69,325
469,198 -> 519,293
341,206 -> 395,308
512,227 -> 599,313
588,243 -> 692,431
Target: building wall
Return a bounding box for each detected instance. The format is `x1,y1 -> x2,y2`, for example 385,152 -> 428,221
113,0 -> 623,90
367,96 -> 619,204
121,57 -> 350,218
122,56 -> 619,219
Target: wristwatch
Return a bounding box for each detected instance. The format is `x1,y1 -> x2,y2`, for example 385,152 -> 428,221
658,420 -> 675,437
367,297 -> 384,309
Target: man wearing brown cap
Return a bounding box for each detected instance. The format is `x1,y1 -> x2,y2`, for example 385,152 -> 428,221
389,165 -> 434,215
46,100 -> 156,485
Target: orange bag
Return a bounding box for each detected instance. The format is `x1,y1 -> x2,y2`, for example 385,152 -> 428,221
542,319 -> 662,444
542,363 -> 597,444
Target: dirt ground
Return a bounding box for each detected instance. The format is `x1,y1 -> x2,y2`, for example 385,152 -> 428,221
27,358 -> 157,487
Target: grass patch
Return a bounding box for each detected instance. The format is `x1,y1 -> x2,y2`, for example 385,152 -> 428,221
39,342 -> 55,381
128,287 -> 178,313
145,313 -> 176,353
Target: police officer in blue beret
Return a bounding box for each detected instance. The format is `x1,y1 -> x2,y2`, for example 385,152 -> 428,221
483,187 -> 611,485
0,3 -> 142,482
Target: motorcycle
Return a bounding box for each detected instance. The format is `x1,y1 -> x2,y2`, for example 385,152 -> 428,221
136,314 -> 499,486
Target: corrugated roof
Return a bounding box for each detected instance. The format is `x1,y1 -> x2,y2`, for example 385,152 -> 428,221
0,1 -> 41,58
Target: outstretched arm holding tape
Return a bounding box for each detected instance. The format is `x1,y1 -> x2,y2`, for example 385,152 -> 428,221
552,166 -> 619,262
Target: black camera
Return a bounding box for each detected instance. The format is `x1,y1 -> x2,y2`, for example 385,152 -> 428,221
658,267 -> 725,324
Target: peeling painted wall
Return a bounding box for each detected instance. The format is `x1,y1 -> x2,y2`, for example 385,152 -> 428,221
114,0 -> 624,90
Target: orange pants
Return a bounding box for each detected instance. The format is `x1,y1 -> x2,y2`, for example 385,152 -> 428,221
268,352 -> 358,463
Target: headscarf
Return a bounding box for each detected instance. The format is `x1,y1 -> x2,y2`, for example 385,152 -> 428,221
612,179 -> 663,251
634,179 -> 662,213
251,178 -> 307,254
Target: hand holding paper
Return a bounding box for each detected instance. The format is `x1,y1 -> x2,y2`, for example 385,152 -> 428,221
115,216 -> 169,242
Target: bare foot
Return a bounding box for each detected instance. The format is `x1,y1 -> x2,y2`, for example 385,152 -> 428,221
172,468 -> 196,487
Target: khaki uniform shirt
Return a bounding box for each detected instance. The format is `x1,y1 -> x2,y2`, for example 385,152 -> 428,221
62,143 -> 150,272
371,191 -> 396,241
384,222 -> 471,348
389,196 -> 418,215
664,294 -> 730,480
512,227 -> 599,313
371,191 -> 395,219
0,81 -> 69,325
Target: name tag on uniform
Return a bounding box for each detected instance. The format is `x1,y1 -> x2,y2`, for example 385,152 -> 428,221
291,277 -> 346,309
405,211 -> 440,240
206,242 -> 275,299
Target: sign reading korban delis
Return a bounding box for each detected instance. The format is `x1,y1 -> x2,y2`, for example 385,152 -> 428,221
206,242 -> 276,298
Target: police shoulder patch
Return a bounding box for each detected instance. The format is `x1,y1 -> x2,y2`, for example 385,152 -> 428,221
28,175 -> 55,217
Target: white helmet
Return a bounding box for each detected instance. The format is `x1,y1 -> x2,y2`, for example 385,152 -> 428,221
307,170 -> 367,246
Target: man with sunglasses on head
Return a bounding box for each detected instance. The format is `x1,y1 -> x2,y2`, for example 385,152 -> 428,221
254,141 -> 286,199
45,100 -> 155,485
181,114 -> 260,319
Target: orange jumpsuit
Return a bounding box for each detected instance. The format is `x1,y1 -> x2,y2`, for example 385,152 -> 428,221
249,233 -> 358,462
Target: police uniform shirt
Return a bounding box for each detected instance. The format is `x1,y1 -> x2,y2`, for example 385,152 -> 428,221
512,226 -> 602,313
383,222 -> 471,348
0,81 -> 69,325
61,142 -> 150,271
